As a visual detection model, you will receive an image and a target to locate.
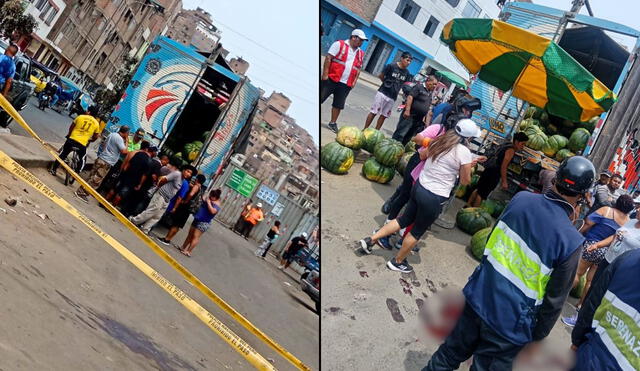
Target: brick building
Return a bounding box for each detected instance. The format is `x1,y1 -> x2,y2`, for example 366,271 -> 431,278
43,0 -> 182,88
165,7 -> 221,53
241,92 -> 318,209
228,57 -> 250,75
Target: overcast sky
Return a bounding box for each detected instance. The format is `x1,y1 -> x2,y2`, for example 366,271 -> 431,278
182,0 -> 319,145
533,0 -> 639,49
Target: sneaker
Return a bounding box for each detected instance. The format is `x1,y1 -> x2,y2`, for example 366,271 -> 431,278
157,237 -> 171,246
378,235 -> 393,250
561,312 -> 578,327
328,122 -> 338,133
387,259 -> 413,273
49,168 -> 57,176
395,238 -> 403,249
74,190 -> 88,203
358,237 -> 375,254
381,199 -> 392,214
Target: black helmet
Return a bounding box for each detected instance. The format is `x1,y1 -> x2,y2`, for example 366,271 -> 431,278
454,95 -> 481,113
555,156 -> 596,195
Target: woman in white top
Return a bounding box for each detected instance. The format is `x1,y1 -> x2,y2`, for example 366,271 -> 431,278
359,119 -> 485,273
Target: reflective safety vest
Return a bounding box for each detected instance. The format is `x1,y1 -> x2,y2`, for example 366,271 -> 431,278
579,249 -> 640,370
328,40 -> 364,87
463,191 -> 584,345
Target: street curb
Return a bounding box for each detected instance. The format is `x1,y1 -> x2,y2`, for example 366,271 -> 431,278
0,133 -> 96,170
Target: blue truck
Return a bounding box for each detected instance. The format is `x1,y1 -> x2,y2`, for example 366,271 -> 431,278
108,36 -> 261,180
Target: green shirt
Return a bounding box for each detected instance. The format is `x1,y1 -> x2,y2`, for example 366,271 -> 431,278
119,137 -> 142,160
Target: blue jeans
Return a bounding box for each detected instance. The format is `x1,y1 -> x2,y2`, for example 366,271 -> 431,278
50,94 -> 59,106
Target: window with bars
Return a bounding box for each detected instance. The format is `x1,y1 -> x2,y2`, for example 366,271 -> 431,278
462,0 -> 481,18
395,0 -> 420,24
423,16 -> 440,37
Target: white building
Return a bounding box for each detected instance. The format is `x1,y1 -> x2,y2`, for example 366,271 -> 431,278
359,0 -> 500,80
21,0 -> 66,70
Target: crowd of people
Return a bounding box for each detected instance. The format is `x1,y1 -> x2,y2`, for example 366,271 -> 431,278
322,29 -> 640,369
48,112 -> 314,267
47,113 -> 226,257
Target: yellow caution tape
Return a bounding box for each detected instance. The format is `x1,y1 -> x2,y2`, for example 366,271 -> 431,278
0,95 -> 312,370
0,149 -> 276,370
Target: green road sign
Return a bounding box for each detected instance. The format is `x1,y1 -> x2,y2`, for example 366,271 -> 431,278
227,168 -> 259,197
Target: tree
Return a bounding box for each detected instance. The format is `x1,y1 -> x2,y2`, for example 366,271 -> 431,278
93,55 -> 139,121
0,0 -> 37,41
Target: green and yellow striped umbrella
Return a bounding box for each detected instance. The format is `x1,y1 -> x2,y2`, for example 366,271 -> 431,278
441,18 -> 617,122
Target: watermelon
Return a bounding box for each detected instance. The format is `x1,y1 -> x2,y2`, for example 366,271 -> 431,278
201,130 -> 211,142
542,135 -> 567,157
570,274 -> 587,299
362,128 -> 384,153
336,126 -> 365,150
162,147 -> 175,158
374,138 -> 404,167
568,128 -> 591,153
397,152 -> 414,175
321,142 -> 354,174
524,106 -> 537,119
184,141 -> 204,161
404,141 -> 417,153
555,149 -> 575,162
480,199 -> 506,218
363,157 -> 395,184
455,184 -> 468,199
577,116 -> 598,133
456,207 -> 493,235
470,227 -> 492,260
524,126 -> 548,151
518,118 -> 539,131
539,111 -> 549,125
469,174 -> 480,190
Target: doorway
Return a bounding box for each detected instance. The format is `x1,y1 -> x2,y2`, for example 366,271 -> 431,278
363,36 -> 393,75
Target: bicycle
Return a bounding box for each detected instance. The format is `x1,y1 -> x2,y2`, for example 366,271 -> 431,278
49,143 -> 85,186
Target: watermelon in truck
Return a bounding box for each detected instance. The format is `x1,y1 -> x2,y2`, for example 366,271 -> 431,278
469,2 -> 640,193
107,36 -> 260,181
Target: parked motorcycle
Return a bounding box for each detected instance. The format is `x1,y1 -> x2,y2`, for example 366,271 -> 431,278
38,93 -> 50,111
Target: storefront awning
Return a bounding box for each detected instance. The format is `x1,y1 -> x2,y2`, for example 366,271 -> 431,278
435,70 -> 467,88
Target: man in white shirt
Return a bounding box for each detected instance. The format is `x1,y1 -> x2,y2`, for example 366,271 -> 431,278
321,29 -> 367,133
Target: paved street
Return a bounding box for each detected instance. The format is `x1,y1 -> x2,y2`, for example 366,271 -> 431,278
321,82 -> 577,370
0,101 -> 319,369
7,96 -> 73,144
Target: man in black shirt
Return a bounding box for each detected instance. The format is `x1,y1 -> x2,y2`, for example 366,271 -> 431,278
106,143 -> 155,207
278,233 -> 309,270
392,75 -> 438,145
364,52 -> 413,130
122,154 -> 169,216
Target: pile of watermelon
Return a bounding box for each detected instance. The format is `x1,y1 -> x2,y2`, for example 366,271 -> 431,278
470,227 -> 492,260
480,199 -> 506,218
519,107 -> 598,159
456,207 -> 493,235
364,138 -> 404,184
321,126 -> 363,175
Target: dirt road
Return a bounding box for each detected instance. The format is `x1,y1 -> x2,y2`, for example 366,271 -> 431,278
0,167 -> 318,370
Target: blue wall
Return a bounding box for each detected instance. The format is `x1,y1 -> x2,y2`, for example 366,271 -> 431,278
359,25 -> 426,76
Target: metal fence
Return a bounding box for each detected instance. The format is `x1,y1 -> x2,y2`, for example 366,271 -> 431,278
211,165 -> 319,271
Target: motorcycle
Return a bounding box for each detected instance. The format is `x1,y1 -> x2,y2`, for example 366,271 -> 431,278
38,93 -> 51,111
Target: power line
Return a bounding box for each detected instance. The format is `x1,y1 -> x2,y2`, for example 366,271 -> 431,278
212,18 -> 316,75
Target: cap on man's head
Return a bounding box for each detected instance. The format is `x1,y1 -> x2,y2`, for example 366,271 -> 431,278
256,202 -> 263,208
600,171 -> 612,178
351,29 -> 368,40
135,128 -> 145,135
301,232 -> 308,239
119,125 -> 130,133
148,146 -> 158,153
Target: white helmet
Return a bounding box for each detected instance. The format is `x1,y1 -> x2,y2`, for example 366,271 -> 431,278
301,232 -> 308,239
455,118 -> 482,138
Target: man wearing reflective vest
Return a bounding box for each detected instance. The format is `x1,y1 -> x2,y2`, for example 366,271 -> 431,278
571,248 -> 640,370
424,156 -> 596,370
321,29 -> 367,133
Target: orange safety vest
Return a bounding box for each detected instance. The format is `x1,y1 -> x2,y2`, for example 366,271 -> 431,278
328,40 -> 364,87
244,208 -> 264,225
